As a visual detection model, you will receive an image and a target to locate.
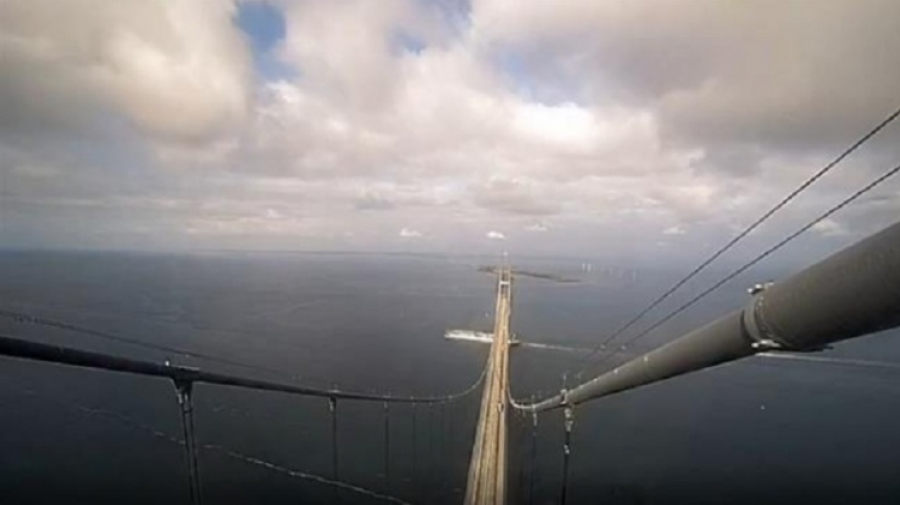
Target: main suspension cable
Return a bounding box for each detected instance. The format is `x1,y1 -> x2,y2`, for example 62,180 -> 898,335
572,105 -> 900,375
576,161 -> 900,379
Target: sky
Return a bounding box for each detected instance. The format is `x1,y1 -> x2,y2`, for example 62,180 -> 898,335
1,0 -> 900,265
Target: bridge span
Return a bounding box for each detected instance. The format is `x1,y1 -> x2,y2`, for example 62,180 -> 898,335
464,267 -> 512,505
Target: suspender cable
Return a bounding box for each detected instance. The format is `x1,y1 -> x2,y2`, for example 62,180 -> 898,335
329,397 -> 340,504
431,405 -> 438,503
528,411 -> 539,505
447,401 -> 459,502
411,403 -> 418,499
383,401 -> 391,493
4,380 -> 416,505
560,407 -> 575,505
439,403 -> 447,502
424,405 -> 431,492
514,410 -> 528,504
173,380 -> 202,505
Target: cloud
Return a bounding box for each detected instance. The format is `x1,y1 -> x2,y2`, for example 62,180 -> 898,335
2,0 -> 899,262
472,177 -> 562,216
472,0 -> 900,154
0,0 -> 252,143
811,218 -> 848,238
399,227 -> 423,238
354,193 -> 397,211
486,230 -> 506,240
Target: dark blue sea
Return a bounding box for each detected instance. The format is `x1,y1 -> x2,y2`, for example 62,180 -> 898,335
2,250 -> 900,504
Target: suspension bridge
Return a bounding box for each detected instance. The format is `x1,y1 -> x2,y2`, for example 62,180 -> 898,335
465,267 -> 511,505
3,216 -> 900,504
2,107 -> 900,504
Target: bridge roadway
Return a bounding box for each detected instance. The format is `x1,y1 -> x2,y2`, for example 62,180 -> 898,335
464,267 -> 512,505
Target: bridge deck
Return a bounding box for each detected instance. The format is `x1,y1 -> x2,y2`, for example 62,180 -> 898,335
464,268 -> 512,505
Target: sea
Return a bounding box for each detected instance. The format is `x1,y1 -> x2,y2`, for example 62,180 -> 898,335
1,250 -> 900,505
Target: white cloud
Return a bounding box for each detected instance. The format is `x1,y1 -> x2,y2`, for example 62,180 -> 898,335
812,218 -> 848,237
486,230 -> 506,240
472,0 -> 900,152
0,0 -> 252,142
399,227 -> 423,238
2,0 -> 899,260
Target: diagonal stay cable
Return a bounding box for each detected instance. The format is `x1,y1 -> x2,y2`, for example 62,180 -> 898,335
575,161 -> 900,380
573,105 -> 900,376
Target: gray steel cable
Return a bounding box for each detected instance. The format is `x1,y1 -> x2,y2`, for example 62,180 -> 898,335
573,106 -> 900,374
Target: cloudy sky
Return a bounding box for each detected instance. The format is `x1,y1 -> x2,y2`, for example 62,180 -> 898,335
2,0 -> 899,264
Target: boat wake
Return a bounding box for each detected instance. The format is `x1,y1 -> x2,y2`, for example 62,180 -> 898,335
518,342 -> 593,354
758,352 -> 900,371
